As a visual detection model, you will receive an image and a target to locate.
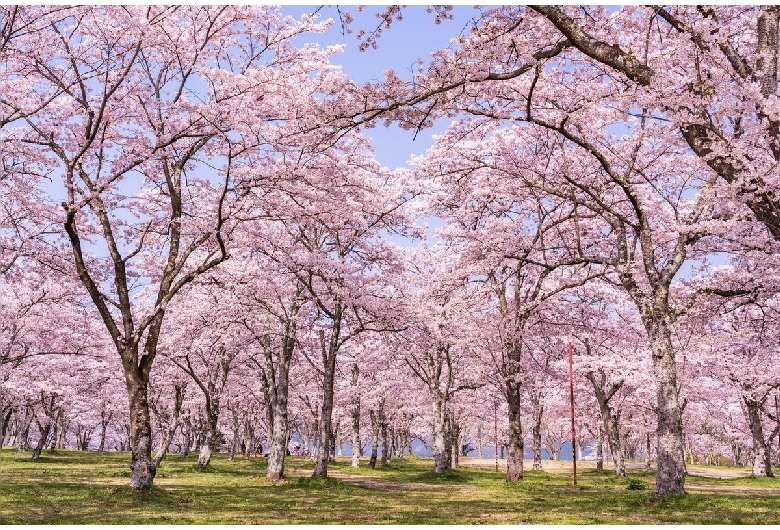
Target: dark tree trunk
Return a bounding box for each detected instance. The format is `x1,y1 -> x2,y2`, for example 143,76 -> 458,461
529,390 -> 544,471
368,408 -> 379,469
744,398 -> 774,477
227,407 -> 240,461
31,420 -> 51,460
587,371 -> 626,478
313,324 -> 339,478
645,431 -> 652,469
596,426 -> 605,471
151,385 -> 184,468
350,365 -> 361,468
126,373 -> 157,490
379,399 -> 390,467
506,382 -> 524,481
98,414 -> 110,453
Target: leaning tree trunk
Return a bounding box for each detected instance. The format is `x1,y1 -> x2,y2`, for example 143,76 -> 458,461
744,398 -> 774,477
31,420 -> 51,460
505,385 -> 525,481
151,385 -> 184,468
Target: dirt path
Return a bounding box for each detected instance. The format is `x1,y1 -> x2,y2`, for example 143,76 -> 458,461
327,469 -> 436,491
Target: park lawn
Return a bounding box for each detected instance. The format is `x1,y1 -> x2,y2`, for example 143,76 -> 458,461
0,449 -> 778,524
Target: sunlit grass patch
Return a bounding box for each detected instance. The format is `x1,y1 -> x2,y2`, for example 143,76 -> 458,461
0,448 -> 778,524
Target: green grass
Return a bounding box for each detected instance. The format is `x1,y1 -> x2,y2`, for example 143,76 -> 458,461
0,448 -> 779,524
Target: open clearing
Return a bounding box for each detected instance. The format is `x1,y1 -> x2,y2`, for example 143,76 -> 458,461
0,449 -> 778,524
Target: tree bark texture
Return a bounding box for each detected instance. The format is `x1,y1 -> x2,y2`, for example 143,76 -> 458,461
650,331 -> 686,496
744,398 -> 775,477
506,381 -> 525,481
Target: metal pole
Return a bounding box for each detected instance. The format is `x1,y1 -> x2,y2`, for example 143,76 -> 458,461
494,400 -> 499,472
569,342 -> 577,486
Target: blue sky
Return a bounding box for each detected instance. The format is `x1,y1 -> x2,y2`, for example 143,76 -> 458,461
283,5 -> 479,170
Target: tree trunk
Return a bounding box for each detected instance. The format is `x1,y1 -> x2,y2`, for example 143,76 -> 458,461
530,393 -> 544,471
601,404 -> 626,477
227,408 -> 240,461
181,418 -> 192,457
744,398 -> 774,477
31,420 -> 51,460
379,399 -> 390,467
151,385 -> 183,468
649,331 -> 686,495
243,417 -> 255,459
368,408 -> 379,469
449,415 -> 460,469
98,417 -> 109,453
350,401 -> 361,468
645,431 -> 652,469
506,383 -> 524,481
266,397 -> 289,480
596,426 -> 604,471
48,413 -> 60,453
431,396 -> 448,474
196,408 -> 219,468
312,327 -> 338,478
127,377 -> 156,490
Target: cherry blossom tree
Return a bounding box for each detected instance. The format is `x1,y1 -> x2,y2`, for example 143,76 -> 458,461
1,6 -> 350,489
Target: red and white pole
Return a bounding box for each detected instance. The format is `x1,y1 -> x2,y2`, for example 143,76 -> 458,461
569,342 -> 577,486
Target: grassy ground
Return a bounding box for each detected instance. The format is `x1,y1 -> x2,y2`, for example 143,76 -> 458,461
0,448 -> 779,524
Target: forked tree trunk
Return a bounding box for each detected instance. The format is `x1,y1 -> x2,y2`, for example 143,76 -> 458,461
594,395 -> 626,477
31,420 -> 51,460
313,326 -> 339,478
